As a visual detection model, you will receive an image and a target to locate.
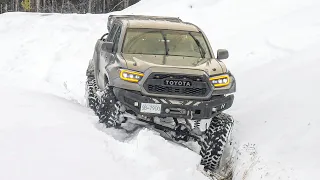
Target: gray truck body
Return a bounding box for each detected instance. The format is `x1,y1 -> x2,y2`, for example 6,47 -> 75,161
91,15 -> 236,120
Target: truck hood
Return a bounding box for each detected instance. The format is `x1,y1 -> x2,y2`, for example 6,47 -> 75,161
122,54 -> 226,75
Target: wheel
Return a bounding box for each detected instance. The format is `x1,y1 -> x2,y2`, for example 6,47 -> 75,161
85,60 -> 100,114
199,113 -> 234,172
96,86 -> 121,128
85,60 -> 121,128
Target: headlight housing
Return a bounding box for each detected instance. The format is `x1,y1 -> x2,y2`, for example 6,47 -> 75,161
119,69 -> 144,83
209,74 -> 230,87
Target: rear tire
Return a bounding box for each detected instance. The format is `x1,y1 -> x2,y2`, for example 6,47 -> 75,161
199,113 -> 234,172
85,60 -> 100,114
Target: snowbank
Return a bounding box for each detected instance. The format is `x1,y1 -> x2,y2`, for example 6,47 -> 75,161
0,82 -> 207,180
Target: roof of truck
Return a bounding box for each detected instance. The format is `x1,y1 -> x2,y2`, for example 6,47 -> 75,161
109,15 -> 200,32
126,19 -> 199,32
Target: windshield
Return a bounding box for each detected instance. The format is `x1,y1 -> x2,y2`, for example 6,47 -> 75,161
122,28 -> 211,58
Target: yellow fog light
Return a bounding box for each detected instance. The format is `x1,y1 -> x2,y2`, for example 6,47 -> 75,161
120,69 -> 144,83
210,75 -> 230,87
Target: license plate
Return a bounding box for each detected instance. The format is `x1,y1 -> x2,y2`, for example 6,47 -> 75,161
140,103 -> 161,114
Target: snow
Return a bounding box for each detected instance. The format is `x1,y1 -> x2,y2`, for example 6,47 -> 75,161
1,0 -> 320,179
0,82 -> 206,180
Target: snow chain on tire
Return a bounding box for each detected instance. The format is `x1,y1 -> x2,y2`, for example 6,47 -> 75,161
199,113 -> 234,172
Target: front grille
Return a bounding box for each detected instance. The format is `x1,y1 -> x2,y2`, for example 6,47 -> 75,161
143,73 -> 210,97
183,88 -> 207,95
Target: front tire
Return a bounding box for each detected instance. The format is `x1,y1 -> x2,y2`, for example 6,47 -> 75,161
97,87 -> 121,128
85,60 -> 120,128
199,113 -> 234,172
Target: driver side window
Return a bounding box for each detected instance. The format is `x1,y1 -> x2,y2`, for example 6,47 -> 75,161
112,27 -> 122,53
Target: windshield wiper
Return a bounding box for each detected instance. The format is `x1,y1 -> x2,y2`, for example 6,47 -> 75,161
161,31 -> 169,65
189,32 -> 206,58
161,31 -> 169,56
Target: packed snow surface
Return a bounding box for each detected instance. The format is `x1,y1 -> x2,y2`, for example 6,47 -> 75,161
0,0 -> 320,179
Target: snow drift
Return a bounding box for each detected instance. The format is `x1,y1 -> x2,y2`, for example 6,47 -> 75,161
0,0 -> 320,179
0,83 -> 209,180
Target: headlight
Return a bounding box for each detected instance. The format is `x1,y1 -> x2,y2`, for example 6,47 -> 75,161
119,69 -> 144,83
209,75 -> 230,87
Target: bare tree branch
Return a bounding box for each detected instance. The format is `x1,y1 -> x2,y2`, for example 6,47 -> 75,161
110,0 -> 123,12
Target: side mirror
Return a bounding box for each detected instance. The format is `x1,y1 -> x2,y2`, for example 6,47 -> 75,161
217,49 -> 229,60
101,42 -> 114,52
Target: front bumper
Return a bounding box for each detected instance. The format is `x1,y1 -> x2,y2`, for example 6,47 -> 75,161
113,87 -> 234,120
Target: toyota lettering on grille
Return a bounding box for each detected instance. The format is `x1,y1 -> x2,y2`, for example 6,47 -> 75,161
164,80 -> 192,87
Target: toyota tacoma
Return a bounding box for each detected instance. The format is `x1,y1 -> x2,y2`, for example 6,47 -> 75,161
85,14 -> 236,175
